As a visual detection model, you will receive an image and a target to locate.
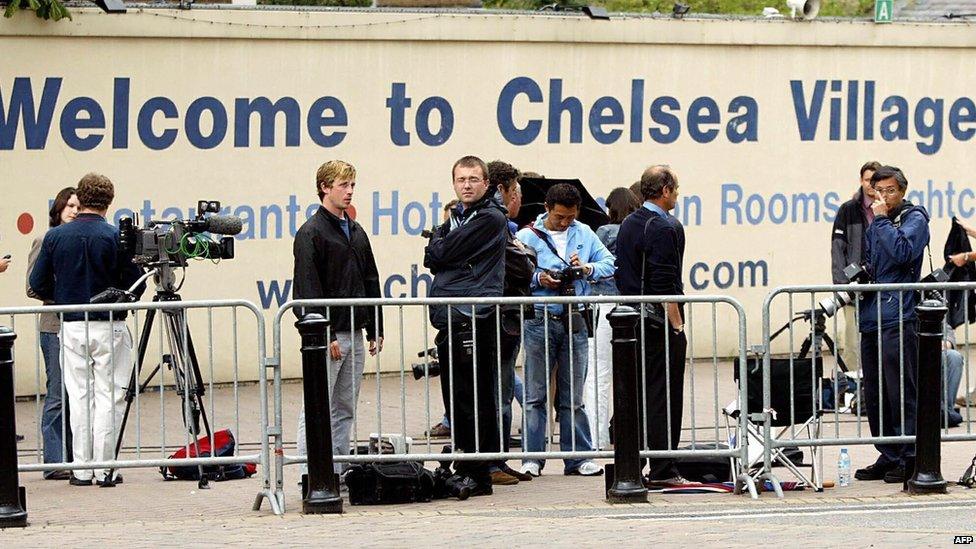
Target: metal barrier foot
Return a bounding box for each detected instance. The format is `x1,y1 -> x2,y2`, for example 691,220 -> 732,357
253,489 -> 284,515
758,472 -> 784,498
735,473 -> 759,499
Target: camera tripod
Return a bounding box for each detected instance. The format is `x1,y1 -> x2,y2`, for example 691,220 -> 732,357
770,308 -> 849,372
104,268 -> 213,488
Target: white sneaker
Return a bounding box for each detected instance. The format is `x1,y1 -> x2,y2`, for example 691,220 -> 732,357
520,462 -> 541,477
570,461 -> 604,476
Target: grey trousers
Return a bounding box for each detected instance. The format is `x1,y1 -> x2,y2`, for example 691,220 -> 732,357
297,330 -> 366,475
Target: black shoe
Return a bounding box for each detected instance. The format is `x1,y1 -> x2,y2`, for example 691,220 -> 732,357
15,434 -> 24,443
854,461 -> 895,481
69,475 -> 92,486
44,470 -> 71,481
883,466 -> 906,484
468,472 -> 493,497
443,474 -> 475,501
96,474 -> 123,487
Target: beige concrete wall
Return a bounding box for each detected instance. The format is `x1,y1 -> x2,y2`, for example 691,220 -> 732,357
2,8 -> 975,393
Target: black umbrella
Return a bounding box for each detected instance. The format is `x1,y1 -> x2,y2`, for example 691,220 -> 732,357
514,177 -> 610,232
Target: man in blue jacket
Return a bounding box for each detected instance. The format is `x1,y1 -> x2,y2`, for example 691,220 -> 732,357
854,166 -> 930,484
516,183 -> 615,478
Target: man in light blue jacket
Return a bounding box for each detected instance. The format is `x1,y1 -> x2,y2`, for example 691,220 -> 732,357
516,183 -> 615,477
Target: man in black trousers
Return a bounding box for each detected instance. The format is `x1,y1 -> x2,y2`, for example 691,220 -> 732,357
424,155 -> 509,496
615,164 -> 690,487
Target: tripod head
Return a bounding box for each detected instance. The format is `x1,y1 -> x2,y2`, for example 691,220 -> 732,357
770,307 -> 825,343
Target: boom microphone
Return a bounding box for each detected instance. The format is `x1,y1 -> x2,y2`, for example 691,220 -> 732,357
203,215 -> 244,235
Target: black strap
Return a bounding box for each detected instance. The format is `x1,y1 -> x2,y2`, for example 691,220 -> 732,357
528,226 -> 572,268
640,211 -> 663,294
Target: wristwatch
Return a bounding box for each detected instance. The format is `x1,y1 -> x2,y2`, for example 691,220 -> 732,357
674,324 -> 685,333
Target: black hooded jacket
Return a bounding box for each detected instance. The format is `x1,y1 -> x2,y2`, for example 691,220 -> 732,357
944,216 -> 976,328
424,194 -> 508,330
293,206 -> 383,340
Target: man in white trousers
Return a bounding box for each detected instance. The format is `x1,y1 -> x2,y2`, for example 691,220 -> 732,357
30,173 -> 145,485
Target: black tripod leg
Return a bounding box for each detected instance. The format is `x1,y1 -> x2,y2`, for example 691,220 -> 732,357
169,311 -> 211,489
822,334 -> 849,373
103,306 -> 157,487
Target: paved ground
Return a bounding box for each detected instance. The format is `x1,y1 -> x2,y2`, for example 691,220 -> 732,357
6,359 -> 976,546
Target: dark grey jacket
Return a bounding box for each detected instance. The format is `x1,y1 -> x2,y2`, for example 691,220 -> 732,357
830,188 -> 870,283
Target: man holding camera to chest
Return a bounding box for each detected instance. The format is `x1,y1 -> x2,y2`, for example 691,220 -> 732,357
516,183 -> 614,478
854,165 -> 930,484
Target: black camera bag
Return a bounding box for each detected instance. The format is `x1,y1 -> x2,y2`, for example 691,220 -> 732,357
345,461 -> 435,505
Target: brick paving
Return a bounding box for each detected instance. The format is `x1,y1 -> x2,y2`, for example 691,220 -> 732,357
6,359 -> 976,545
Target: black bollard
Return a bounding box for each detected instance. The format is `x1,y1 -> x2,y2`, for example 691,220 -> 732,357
296,314 -> 342,514
908,299 -> 948,494
0,327 -> 27,528
606,305 -> 648,504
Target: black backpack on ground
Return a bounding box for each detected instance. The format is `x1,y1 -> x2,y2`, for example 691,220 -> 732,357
344,461 -> 435,505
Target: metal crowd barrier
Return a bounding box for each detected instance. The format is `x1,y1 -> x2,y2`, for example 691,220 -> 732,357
2,300 -> 280,515
271,294 -> 755,512
757,282 -> 976,496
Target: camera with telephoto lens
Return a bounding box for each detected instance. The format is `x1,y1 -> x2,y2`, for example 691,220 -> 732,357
817,263 -> 870,317
119,200 -> 243,267
547,266 -> 587,297
411,347 -> 440,380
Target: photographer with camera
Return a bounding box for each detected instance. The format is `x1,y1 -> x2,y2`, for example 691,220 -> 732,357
424,155 -> 508,496
830,161 -> 881,372
29,173 -> 145,486
293,160 -> 384,478
854,166 -> 930,484
516,183 -> 614,478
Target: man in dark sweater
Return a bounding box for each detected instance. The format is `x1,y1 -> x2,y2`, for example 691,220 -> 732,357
424,155 -> 508,496
293,160 -> 384,476
615,165 -> 689,487
830,161 -> 881,371
30,173 -> 145,486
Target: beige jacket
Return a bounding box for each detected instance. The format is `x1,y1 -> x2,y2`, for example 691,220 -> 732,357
27,235 -> 60,334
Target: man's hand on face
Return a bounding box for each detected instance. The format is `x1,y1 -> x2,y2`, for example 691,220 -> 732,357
329,340 -> 342,360
369,337 -> 383,356
539,272 -> 562,290
871,199 -> 889,217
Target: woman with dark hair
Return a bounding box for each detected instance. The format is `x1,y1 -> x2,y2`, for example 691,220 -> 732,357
26,187 -> 79,479
583,187 -> 640,449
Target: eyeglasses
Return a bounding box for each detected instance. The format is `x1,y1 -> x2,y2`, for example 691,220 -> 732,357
454,176 -> 484,185
875,186 -> 901,196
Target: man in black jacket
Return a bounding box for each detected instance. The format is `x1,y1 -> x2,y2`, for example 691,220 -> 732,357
830,161 -> 881,371
424,155 -> 508,495
293,160 -> 383,476
615,165 -> 689,487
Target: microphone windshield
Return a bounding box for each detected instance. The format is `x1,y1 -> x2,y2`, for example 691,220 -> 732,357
203,215 -> 243,235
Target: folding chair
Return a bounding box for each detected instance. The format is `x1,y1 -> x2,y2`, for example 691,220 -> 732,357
726,355 -> 825,491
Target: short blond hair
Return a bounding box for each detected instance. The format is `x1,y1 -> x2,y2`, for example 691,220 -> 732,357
316,160 -> 356,200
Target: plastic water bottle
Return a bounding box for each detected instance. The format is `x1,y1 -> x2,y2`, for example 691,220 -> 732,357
838,448 -> 852,487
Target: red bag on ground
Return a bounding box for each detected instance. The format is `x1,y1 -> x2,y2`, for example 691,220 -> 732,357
163,429 -> 257,481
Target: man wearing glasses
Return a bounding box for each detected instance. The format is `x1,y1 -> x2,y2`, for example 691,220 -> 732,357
854,165 -> 930,485
424,156 -> 509,496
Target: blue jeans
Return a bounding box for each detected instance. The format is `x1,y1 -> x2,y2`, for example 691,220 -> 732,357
40,332 -> 67,470
944,349 -> 964,426
522,317 -> 594,472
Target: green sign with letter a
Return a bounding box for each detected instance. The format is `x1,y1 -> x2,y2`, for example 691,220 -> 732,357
875,0 -> 893,23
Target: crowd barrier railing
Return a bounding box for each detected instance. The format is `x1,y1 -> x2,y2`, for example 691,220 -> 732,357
758,282 -> 976,496
271,294 -> 756,512
0,299 -> 280,515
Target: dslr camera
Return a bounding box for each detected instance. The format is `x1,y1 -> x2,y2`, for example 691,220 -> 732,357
547,266 -> 587,297
817,263 -> 869,317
